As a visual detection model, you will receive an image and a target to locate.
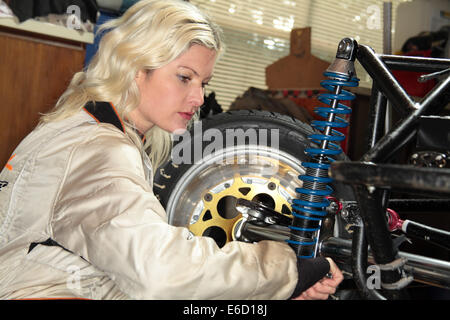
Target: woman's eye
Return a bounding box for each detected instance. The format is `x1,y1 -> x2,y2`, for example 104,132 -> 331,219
178,75 -> 191,83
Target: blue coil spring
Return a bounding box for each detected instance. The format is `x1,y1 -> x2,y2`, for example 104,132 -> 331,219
288,71 -> 359,258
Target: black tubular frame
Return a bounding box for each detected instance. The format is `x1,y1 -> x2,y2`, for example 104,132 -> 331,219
357,45 -> 450,163
328,42 -> 450,299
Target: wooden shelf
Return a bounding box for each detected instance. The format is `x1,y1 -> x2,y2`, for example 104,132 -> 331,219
0,16 -> 94,44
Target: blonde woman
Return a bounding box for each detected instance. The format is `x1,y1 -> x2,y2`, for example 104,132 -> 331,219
0,0 -> 342,300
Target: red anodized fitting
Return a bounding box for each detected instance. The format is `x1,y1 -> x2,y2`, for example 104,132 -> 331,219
325,196 -> 343,215
386,208 -> 404,232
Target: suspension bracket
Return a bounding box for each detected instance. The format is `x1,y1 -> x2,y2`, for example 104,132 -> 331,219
377,257 -> 414,290
233,198 -> 292,243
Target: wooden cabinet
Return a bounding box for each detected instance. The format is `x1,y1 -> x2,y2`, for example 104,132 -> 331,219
0,21 -> 91,167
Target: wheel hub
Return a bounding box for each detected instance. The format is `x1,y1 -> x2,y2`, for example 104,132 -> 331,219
188,174 -> 293,247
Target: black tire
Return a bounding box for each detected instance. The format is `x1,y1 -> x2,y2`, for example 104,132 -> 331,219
154,110 -> 353,246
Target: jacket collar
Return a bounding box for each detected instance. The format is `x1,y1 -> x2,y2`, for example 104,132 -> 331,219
83,101 -> 125,133
83,101 -> 146,143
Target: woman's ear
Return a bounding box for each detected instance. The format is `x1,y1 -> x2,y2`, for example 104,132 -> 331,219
135,69 -> 152,86
135,69 -> 146,83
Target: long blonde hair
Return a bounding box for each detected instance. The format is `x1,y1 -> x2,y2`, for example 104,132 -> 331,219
40,0 -> 223,169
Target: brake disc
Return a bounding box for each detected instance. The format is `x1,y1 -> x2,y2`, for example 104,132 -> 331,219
165,146 -> 304,247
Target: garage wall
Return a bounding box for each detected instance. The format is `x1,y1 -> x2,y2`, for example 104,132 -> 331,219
191,0 -> 409,110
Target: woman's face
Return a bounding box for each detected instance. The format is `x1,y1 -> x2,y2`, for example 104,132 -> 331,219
130,44 -> 217,134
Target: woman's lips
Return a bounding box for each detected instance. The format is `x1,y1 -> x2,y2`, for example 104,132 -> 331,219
179,112 -> 194,120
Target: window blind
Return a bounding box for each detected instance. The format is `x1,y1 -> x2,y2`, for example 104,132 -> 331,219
191,0 -> 411,110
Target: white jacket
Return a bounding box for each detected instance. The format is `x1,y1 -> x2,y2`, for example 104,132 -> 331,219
0,104 -> 298,300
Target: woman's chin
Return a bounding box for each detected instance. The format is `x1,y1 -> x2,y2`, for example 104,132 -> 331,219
171,127 -> 188,135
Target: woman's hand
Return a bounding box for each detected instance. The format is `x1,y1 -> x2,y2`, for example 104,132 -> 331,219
293,258 -> 344,300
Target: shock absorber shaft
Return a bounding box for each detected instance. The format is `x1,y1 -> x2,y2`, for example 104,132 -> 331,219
322,85 -> 342,142
289,38 -> 359,258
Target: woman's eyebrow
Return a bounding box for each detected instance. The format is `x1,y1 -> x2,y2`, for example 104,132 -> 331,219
179,65 -> 198,76
179,66 -> 212,81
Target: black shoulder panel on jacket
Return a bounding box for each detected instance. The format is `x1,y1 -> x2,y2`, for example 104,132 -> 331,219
83,101 -> 125,133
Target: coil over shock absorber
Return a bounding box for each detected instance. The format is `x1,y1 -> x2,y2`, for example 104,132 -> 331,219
288,38 -> 360,258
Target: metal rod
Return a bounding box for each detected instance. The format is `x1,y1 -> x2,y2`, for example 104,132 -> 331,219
356,44 -> 416,117
242,225 -> 450,289
351,225 -> 387,300
352,185 -> 406,299
388,198 -> 450,212
243,223 -> 291,242
361,75 -> 450,163
365,84 -> 387,153
330,162 -> 450,196
381,55 -> 450,73
383,2 -> 392,55
321,237 -> 450,289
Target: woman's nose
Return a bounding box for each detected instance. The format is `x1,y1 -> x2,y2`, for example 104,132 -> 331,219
190,85 -> 204,108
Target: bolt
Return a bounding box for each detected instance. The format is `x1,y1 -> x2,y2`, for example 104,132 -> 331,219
204,193 -> 213,202
329,201 -> 339,213
341,209 -> 349,219
268,182 -> 276,190
265,217 -> 276,224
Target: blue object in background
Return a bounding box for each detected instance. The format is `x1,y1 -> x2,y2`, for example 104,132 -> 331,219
119,0 -> 142,12
84,10 -> 120,67
84,0 -> 142,67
